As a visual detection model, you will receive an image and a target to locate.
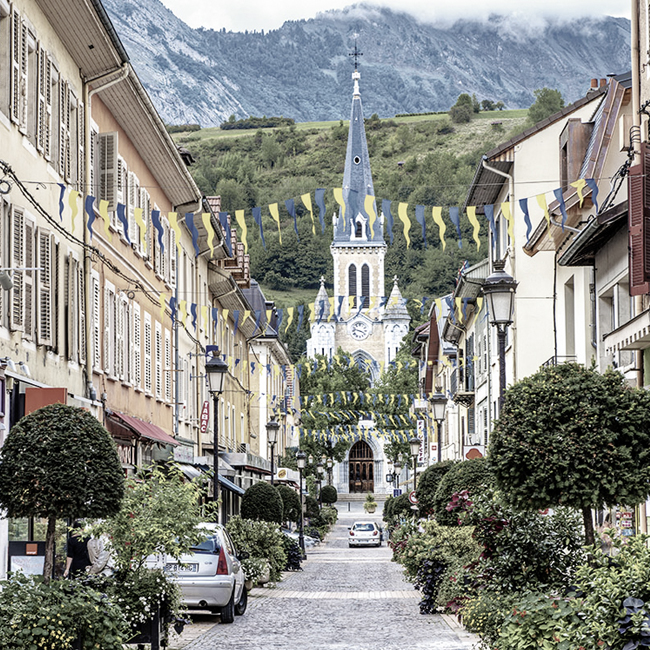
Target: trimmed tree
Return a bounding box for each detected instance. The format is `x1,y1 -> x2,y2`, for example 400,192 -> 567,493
320,485 -> 338,505
276,485 -> 301,523
416,460 -> 456,517
489,363 -> 650,545
433,457 -> 493,525
241,481 -> 283,524
0,404 -> 124,582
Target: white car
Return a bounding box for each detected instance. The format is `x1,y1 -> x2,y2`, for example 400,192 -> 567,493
163,523 -> 247,623
348,521 -> 382,548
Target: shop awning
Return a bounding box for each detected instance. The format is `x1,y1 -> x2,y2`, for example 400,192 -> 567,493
603,310 -> 650,354
111,412 -> 179,446
218,475 -> 245,496
179,464 -> 204,481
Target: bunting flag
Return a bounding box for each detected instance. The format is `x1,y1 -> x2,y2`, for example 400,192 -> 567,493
68,190 -> 80,234
432,206 -> 446,250
233,310 -> 240,335
179,300 -> 188,328
456,297 -> 464,324
347,189 -> 359,233
315,188 -> 327,234
285,198 -> 299,241
159,292 -> 167,320
252,207 -> 265,249
501,201 -> 514,243
98,199 -> 112,241
484,204 -> 496,248
333,188 -> 346,224
218,212 -> 232,256
301,193 -> 316,235
202,212 -> 216,257
151,209 -> 164,254
585,178 -> 599,212
85,195 -> 96,240
58,183 -> 65,221
183,212 -> 198,256
365,195 -> 378,239
466,205 -> 481,251
553,188 -> 568,230
235,209 -> 248,253
269,203 -> 282,244
202,305 -> 209,332
211,307 -> 219,334
476,296 -> 484,315
570,178 -> 587,206
134,207 -> 146,252
222,309 -> 229,327
398,202 -> 411,248
190,303 -> 198,330
519,198 -> 532,244
276,308 -> 283,332
448,207 -> 462,248
382,199 -> 394,244
296,305 -> 304,332
285,307 -> 294,333
415,204 -> 427,248
169,297 -> 177,324
536,193 -> 551,237
169,212 -> 183,257
117,203 -> 130,244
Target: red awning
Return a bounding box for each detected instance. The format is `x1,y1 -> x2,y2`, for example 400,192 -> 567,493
111,412 -> 179,446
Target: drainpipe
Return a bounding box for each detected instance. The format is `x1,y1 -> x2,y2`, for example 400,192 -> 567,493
82,63 -> 130,400
481,157 -> 518,385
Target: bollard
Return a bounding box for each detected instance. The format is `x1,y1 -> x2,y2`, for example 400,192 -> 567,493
348,502 -> 350,512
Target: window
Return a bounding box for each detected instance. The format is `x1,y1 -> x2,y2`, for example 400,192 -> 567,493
36,46 -> 51,159
0,1 -> 10,119
144,312 -> 152,394
91,271 -> 101,370
9,207 -> 35,337
58,80 -> 71,179
164,328 -> 172,402
355,220 -> 363,238
132,303 -> 141,389
65,253 -> 85,364
118,294 -> 128,381
36,228 -> 54,346
361,263 -> 369,303
155,321 -> 162,399
0,198 -> 8,328
10,9 -> 27,129
98,132 -> 118,210
104,282 -> 116,377
348,264 -> 357,308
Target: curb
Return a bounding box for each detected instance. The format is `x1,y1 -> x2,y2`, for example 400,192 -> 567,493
441,613 -> 482,645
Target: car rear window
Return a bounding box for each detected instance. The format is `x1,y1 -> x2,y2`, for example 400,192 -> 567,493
354,524 -> 375,531
190,535 -> 220,553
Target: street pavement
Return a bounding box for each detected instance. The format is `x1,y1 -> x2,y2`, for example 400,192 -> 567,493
169,501 -> 478,650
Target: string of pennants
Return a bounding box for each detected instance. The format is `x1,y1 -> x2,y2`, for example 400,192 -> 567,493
302,409 -> 419,426
299,426 -> 420,444
57,178 -> 599,258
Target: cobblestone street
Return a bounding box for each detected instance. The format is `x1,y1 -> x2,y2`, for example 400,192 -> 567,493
171,502 -> 477,650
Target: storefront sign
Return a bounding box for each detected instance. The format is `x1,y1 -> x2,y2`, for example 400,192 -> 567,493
417,420 -> 426,464
174,445 -> 194,464
200,401 -> 210,433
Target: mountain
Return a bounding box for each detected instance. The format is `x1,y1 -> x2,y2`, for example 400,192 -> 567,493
103,0 -> 631,127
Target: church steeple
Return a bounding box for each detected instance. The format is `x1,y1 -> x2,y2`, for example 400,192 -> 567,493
333,62 -> 383,244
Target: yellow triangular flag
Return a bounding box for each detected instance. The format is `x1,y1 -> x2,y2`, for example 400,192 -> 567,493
466,206 -> 481,251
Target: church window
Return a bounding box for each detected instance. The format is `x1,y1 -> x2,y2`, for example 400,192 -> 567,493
348,264 -> 357,308
355,220 -> 363,238
353,156 -> 361,164
361,264 -> 370,302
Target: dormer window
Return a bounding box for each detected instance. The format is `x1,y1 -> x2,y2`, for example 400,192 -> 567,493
355,220 -> 363,238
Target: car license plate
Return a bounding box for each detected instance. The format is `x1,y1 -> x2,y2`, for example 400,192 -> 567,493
165,563 -> 199,573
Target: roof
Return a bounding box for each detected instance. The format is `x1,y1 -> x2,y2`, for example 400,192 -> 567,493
111,411 -> 178,446
209,268 -> 257,339
34,0 -> 201,210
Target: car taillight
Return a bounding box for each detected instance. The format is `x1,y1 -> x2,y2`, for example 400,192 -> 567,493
373,530 -> 378,536
349,531 -> 354,536
216,547 -> 228,575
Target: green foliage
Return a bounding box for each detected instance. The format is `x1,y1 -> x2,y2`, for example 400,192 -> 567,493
166,123 -> 201,133
241,480 -> 284,524
450,105 -> 472,123
383,493 -> 414,526
0,404 -> 124,521
415,460 -> 456,517
225,515 -> 287,582
276,484 -> 301,523
363,492 -> 378,513
220,115 -> 295,130
433,457 -> 493,525
0,573 -> 129,649
305,495 -> 320,519
489,363 -> 650,516
309,504 -> 338,539
527,87 -> 565,125
92,465 -> 213,574
320,485 -> 337,505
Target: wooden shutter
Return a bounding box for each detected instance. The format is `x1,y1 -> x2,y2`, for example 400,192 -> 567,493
66,255 -> 77,361
99,132 -> 118,210
115,158 -> 125,231
24,220 -> 34,339
164,328 -> 172,402
9,206 -> 24,331
133,303 -> 141,389
78,101 -> 85,192
169,227 -> 176,287
628,143 -> 650,295
36,228 -> 53,346
116,294 -> 125,380
36,46 -> 51,157
91,273 -> 101,370
11,10 -> 27,127
155,321 -> 162,398
78,262 -> 86,364
144,313 -> 152,393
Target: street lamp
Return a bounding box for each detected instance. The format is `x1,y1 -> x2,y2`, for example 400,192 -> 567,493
296,450 -> 307,553
409,436 -> 421,491
482,260 -> 518,408
205,353 -> 228,524
429,389 -> 447,464
326,457 -> 333,486
317,461 -> 324,507
266,416 -> 280,486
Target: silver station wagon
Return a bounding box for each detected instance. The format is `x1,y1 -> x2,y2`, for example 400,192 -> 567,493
348,521 -> 382,548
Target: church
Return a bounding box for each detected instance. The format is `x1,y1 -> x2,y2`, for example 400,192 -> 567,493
305,64 -> 411,495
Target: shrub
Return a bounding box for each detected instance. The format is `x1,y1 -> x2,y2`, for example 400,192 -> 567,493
305,495 -> 320,519
241,481 -> 283,524
461,589 -> 522,645
226,515 -> 287,582
363,492 -> 377,513
433,457 -> 493,525
276,485 -> 301,523
320,485 -> 338,505
449,104 -> 472,123
282,536 -> 303,571
310,505 -> 337,539
416,460 -> 456,516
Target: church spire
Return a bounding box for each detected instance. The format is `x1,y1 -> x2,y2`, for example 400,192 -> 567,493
333,49 -> 383,245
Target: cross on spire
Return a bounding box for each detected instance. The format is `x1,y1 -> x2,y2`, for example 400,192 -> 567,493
349,40 -> 363,70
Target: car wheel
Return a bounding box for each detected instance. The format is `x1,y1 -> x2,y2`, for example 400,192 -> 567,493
235,586 -> 248,616
220,588 -> 236,624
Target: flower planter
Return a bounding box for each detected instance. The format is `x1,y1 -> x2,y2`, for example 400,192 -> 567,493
128,602 -> 167,650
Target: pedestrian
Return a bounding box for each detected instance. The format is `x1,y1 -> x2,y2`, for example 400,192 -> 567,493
87,534 -> 113,575
63,521 -> 91,578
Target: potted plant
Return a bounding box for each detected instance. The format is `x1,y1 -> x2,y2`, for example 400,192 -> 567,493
364,492 -> 378,514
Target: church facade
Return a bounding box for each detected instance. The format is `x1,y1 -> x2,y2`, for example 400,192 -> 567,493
305,67 -> 411,495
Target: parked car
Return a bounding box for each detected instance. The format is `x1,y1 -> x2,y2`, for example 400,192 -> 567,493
162,523 -> 248,623
282,529 -> 320,548
348,521 -> 382,548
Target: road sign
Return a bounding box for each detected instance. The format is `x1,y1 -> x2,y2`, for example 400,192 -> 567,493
393,489 -> 402,497
408,490 -> 419,505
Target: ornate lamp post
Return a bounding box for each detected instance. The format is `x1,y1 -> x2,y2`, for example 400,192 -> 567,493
296,450 -> 307,553
482,260 -> 518,408
429,389 -> 447,464
205,353 -> 228,524
409,436 -> 421,491
266,416 -> 280,486
326,457 -> 333,486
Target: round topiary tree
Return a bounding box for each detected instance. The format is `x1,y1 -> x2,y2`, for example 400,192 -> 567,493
240,481 -> 283,524
320,485 -> 338,505
305,495 -> 320,519
276,484 -> 300,523
416,460 -> 456,516
0,403 -> 125,581
489,363 -> 650,545
433,457 -> 493,525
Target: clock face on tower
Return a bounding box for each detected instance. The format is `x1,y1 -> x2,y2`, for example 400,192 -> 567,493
350,320 -> 370,341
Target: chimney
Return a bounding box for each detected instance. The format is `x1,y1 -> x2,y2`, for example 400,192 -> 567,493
589,78 -> 599,92
600,78 -> 607,88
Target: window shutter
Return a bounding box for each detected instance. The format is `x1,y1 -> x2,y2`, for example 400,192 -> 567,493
24,220 -> 34,339
36,228 -> 53,346
89,129 -> 97,199
66,255 -> 77,361
133,304 -> 141,389
115,158 -> 125,231
91,274 -> 101,370
9,206 -> 24,331
58,80 -> 69,177
155,321 -> 162,398
36,46 -> 46,153
116,294 -> 125,380
98,132 -> 118,210
144,313 -> 152,394
163,219 -> 170,282
164,328 -> 172,402
628,143 -> 650,295
11,11 -> 27,127
169,227 -> 176,287
78,101 -> 85,192
78,262 -> 86,364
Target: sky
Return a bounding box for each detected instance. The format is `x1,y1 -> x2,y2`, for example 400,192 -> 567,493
158,0 -> 631,33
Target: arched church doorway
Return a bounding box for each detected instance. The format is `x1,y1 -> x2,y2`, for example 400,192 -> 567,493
349,440 -> 374,493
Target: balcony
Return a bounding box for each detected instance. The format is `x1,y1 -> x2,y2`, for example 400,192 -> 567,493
450,367 -> 475,408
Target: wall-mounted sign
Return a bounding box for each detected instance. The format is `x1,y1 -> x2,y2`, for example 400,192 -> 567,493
200,401 -> 210,433
174,445 -> 194,464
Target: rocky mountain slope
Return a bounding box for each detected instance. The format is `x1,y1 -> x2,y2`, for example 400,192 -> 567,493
103,0 -> 631,126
